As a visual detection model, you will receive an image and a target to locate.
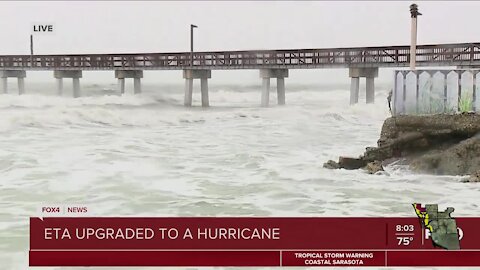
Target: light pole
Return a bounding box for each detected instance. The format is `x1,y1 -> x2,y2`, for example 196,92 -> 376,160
190,24 -> 198,67
410,3 -> 422,70
30,34 -> 34,67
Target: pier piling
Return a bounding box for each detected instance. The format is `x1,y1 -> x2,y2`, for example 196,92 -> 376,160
261,78 -> 270,107
54,70 -> 83,98
1,77 -> 7,94
183,69 -> 211,107
117,78 -> 125,94
56,78 -> 63,96
200,78 -> 209,107
18,78 -> 25,95
0,70 -> 27,95
350,77 -> 360,105
349,67 -> 378,104
366,77 -> 375,104
115,70 -> 143,95
184,78 -> 193,106
259,69 -> 288,107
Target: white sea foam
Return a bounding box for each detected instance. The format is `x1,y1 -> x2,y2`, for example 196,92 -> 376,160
0,84 -> 478,269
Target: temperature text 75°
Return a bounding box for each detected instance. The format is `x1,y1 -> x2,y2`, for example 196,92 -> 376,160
397,236 -> 414,246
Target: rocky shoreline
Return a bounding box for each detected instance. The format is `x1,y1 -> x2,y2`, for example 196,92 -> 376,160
324,113 -> 480,182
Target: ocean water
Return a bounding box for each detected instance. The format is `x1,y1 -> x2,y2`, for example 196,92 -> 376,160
0,82 -> 479,270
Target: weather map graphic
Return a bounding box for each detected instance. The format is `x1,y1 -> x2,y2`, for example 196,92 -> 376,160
413,203 -> 460,250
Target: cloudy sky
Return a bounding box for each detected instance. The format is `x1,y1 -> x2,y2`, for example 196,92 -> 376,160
0,1 -> 478,84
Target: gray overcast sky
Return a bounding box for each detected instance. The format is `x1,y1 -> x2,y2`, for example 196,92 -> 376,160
0,1 -> 479,85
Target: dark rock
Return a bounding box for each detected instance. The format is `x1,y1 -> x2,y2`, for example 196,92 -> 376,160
364,161 -> 384,174
326,114 -> 480,176
410,137 -> 480,175
388,114 -> 480,136
338,156 -> 367,170
469,171 -> 480,182
323,160 -> 340,169
363,146 -> 393,162
461,171 -> 480,183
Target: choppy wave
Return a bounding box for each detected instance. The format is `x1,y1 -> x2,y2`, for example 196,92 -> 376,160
0,84 -> 478,270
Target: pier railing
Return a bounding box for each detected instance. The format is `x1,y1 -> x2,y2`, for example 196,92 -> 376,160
0,42 -> 480,70
393,69 -> 479,116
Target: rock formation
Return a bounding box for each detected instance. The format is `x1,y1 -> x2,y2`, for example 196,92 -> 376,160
324,113 -> 480,180
365,161 -> 384,174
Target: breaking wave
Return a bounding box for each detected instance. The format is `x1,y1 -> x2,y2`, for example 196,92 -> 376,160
1,83 -> 478,269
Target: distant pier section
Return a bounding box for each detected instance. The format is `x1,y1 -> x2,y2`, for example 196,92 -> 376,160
1,42 -> 480,106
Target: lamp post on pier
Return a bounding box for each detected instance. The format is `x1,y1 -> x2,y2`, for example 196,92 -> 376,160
30,34 -> 34,68
190,24 -> 198,67
410,3 -> 422,70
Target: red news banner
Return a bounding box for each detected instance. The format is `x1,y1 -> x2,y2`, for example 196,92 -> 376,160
30,217 -> 480,267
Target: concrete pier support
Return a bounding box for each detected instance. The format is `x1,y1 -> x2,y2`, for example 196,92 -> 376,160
117,78 -> 125,94
115,70 -> 143,95
200,78 -> 209,107
72,78 -> 80,98
54,70 -> 82,97
133,78 -> 141,94
259,69 -> 288,107
183,69 -> 211,107
56,78 -> 63,96
1,77 -> 7,94
261,78 -> 270,107
18,78 -> 25,95
0,70 -> 27,95
184,78 -> 193,106
350,77 -> 360,105
348,67 -> 378,104
277,77 -> 286,105
366,77 -> 375,104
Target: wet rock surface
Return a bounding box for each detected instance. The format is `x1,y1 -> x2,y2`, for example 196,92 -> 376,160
323,160 -> 340,169
364,161 -> 384,174
325,113 -> 480,180
338,156 -> 367,170
462,171 -> 480,183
